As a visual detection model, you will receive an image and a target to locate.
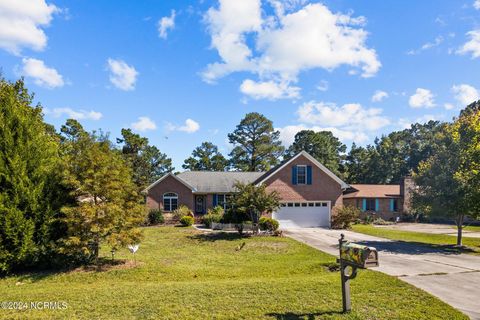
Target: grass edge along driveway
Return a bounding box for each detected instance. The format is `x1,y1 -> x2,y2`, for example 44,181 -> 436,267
0,227 -> 468,319
352,224 -> 480,255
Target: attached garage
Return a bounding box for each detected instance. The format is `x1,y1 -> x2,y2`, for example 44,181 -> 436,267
272,202 -> 331,228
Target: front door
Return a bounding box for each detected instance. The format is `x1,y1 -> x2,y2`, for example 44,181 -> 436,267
195,195 -> 206,214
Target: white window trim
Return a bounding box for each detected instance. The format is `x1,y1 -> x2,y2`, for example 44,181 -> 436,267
163,192 -> 178,211
296,165 -> 307,185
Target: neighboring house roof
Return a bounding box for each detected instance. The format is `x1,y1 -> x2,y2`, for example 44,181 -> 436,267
177,171 -> 264,193
343,184 -> 401,199
254,150 -> 350,189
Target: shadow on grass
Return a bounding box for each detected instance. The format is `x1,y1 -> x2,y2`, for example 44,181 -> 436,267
353,240 -> 476,255
188,232 -> 249,242
13,258 -> 131,283
266,311 -> 344,319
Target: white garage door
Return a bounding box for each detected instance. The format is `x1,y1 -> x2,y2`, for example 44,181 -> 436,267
273,202 -> 330,228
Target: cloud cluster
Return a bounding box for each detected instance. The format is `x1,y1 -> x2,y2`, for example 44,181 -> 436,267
158,10 -> 175,39
409,88 -> 435,108
371,90 -> 388,102
166,118 -> 200,133
107,58 -> 138,91
203,0 -> 380,100
451,84 -> 479,107
45,107 -> 102,120
132,116 -> 157,131
21,57 -> 64,88
277,101 -> 390,146
240,79 -> 300,100
457,30 -> 480,59
0,0 -> 58,54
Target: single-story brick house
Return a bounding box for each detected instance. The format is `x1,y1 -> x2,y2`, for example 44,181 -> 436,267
145,151 -> 413,228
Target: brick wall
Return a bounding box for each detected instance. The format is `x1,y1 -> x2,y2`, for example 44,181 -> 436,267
343,197 -> 403,221
262,154 -> 344,209
146,175 -> 194,212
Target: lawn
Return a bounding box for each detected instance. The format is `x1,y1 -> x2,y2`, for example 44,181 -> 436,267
0,227 -> 467,320
352,224 -> 480,254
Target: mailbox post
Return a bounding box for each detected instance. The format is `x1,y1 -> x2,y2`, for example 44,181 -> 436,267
337,234 -> 379,313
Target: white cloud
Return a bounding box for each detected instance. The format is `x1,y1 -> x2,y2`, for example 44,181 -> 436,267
409,88 -> 436,108
131,116 -> 157,132
297,101 -> 390,131
107,58 -> 138,91
474,0 -> 480,9
457,30 -> 480,59
158,10 -> 175,39
451,84 -> 479,107
277,124 -> 369,146
0,0 -> 58,54
44,107 -> 102,120
407,36 -> 443,55
371,90 -> 388,102
21,57 -> 64,88
240,79 -> 300,100
166,118 -> 200,133
444,103 -> 455,110
316,80 -> 329,92
203,1 -> 380,99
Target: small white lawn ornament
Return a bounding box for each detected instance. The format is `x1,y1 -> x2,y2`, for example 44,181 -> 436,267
127,244 -> 139,265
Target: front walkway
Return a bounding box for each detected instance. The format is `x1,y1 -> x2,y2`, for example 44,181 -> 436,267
285,227 -> 480,319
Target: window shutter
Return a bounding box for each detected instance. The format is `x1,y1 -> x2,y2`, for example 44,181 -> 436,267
375,199 -> 379,212
292,166 -> 297,185
213,194 -> 218,207
362,199 -> 366,212
389,199 -> 394,212
306,166 -> 312,185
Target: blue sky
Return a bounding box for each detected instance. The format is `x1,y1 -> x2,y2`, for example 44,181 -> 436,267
1,0 -> 480,169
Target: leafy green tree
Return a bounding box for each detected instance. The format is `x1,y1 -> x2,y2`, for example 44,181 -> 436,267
413,123 -> 467,245
61,130 -> 145,265
344,121 -> 444,184
228,112 -> 284,171
117,128 -> 173,189
182,142 -> 228,171
454,101 -> 480,225
231,182 -> 280,234
0,78 -> 67,273
285,130 -> 346,176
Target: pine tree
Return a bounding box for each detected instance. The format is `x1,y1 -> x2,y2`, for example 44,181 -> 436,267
0,78 -> 66,273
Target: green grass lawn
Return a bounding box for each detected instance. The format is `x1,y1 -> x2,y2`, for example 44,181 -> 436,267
460,225 -> 480,232
0,227 -> 467,319
352,224 -> 480,254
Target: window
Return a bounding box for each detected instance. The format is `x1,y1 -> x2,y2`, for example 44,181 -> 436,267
163,192 -> 178,211
301,203 -> 307,207
287,203 -> 294,207
216,194 -> 232,210
322,202 -> 328,207
390,199 -> 398,212
280,203 -> 287,207
365,199 -> 376,211
294,203 -> 301,207
297,165 -> 306,184
308,203 -> 314,207
315,202 -> 322,207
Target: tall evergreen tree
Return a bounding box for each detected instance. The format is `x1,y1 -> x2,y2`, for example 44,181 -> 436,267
0,78 -> 67,273
117,128 -> 173,189
228,112 -> 284,171
183,142 -> 228,171
61,130 -> 145,265
285,130 -> 346,176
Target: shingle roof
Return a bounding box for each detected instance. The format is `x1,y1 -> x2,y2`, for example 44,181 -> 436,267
343,184 -> 401,199
177,171 -> 265,193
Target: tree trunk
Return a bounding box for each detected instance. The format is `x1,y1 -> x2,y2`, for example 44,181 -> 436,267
455,214 -> 464,246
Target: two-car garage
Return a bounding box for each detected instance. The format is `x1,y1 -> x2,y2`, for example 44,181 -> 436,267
272,201 -> 331,228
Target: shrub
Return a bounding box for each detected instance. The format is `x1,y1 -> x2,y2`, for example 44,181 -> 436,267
331,206 -> 360,229
202,206 -> 224,228
173,205 -> 194,220
179,215 -> 194,227
373,218 -> 394,225
259,217 -> 280,232
147,209 -> 164,225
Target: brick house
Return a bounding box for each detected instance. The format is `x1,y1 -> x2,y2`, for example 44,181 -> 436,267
145,151 -> 412,228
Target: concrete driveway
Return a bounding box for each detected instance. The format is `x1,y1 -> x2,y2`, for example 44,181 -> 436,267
285,227 -> 480,319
